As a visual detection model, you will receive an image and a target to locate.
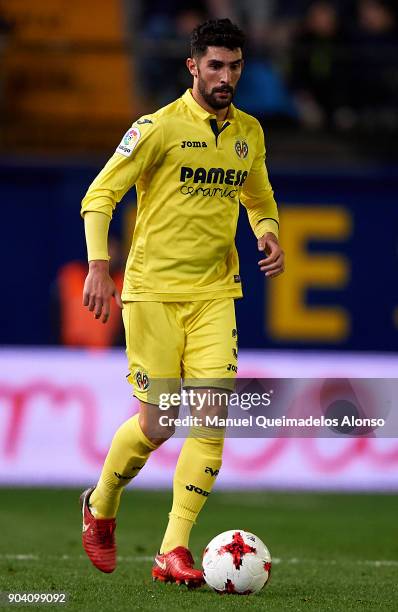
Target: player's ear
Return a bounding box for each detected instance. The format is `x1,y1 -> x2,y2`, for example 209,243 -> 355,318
186,57 -> 198,78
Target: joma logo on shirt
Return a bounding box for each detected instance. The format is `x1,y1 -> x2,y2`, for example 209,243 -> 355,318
180,166 -> 248,186
181,140 -> 207,148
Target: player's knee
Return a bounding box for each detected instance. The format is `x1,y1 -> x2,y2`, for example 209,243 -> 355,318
144,428 -> 175,446
138,410 -> 175,445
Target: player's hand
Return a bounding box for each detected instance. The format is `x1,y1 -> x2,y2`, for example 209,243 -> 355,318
83,260 -> 123,324
257,233 -> 285,278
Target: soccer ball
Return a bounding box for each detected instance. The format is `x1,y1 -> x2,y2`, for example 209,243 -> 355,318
202,529 -> 272,594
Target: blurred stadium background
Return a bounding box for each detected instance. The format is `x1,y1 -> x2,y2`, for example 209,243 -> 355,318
1,0 -> 398,495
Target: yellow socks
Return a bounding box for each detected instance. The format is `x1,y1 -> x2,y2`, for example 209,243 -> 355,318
160,426 -> 224,553
89,414 -> 157,518
89,416 -> 224,555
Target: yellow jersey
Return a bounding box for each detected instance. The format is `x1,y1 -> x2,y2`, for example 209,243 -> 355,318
81,89 -> 279,301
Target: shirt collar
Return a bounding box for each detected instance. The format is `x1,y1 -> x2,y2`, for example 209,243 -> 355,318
182,89 -> 236,121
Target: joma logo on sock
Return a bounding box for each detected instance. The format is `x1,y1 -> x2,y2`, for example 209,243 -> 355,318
114,466 -> 144,480
185,484 -> 209,496
205,466 -> 219,477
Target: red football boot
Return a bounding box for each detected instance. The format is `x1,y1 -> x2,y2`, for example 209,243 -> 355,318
79,487 -> 116,573
152,546 -> 205,588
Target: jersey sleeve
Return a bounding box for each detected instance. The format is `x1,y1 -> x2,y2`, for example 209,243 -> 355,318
240,124 -> 279,239
81,116 -> 164,219
84,211 -> 110,261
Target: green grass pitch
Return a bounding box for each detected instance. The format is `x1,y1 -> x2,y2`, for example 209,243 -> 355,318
0,488 -> 397,611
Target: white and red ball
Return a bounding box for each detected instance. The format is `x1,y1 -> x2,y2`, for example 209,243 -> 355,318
202,529 -> 272,594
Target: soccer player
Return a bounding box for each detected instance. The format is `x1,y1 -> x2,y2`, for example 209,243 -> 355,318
79,18 -> 284,586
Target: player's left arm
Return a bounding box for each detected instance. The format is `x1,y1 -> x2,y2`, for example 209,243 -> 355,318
257,231 -> 284,279
240,124 -> 285,279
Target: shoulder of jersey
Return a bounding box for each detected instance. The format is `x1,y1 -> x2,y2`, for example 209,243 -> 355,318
115,99 -> 185,157
151,98 -> 186,120
133,102 -> 179,134
132,115 -> 156,128
115,114 -> 157,157
234,107 -> 262,130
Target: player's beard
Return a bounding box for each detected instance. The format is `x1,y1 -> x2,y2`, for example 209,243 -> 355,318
197,73 -> 235,110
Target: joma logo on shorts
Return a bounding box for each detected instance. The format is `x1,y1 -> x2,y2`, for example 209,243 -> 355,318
181,141 -> 207,148
185,484 -> 209,496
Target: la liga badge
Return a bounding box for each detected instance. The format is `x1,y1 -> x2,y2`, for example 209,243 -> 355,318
116,126 -> 141,157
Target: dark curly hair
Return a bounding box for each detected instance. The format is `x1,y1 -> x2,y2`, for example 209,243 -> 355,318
190,18 -> 245,58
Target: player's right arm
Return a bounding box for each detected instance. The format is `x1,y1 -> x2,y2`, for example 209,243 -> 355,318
80,118 -> 164,322
82,212 -> 121,323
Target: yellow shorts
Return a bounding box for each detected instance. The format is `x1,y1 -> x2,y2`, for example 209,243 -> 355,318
122,299 -> 238,403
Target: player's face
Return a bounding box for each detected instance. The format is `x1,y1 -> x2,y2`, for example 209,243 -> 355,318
193,47 -> 243,110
